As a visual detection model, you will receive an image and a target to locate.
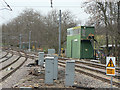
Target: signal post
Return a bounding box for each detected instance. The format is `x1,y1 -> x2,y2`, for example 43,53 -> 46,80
106,57 -> 116,88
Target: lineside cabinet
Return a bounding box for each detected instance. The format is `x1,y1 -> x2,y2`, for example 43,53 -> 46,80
45,57 -> 54,84
38,52 -> 44,66
48,49 -> 55,54
65,60 -> 75,86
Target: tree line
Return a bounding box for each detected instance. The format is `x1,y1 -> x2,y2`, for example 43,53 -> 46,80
2,9 -> 79,52
2,1 -> 120,61
83,1 -> 120,59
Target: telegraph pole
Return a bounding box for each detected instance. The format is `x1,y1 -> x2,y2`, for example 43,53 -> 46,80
118,1 -> 120,34
118,1 -> 120,67
58,10 -> 61,56
28,31 -> 31,52
19,34 -> 22,49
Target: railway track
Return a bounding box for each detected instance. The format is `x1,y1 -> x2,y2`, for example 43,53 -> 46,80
0,55 -> 21,71
75,60 -> 120,73
59,58 -> 120,73
0,50 -> 28,83
0,52 -> 13,63
58,59 -> 120,88
0,51 -> 8,59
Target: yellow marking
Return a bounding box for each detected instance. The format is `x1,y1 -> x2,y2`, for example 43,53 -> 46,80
61,48 -> 63,50
107,68 -> 115,75
73,26 -> 81,30
32,46 -> 35,49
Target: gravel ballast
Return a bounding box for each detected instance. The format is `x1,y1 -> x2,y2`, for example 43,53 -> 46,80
12,65 -> 119,89
0,52 -> 119,89
1,58 -> 34,88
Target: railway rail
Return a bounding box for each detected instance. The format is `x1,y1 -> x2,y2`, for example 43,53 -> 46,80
76,60 -> 120,73
0,50 -> 28,83
1,48 -> 119,88
58,59 -> 120,88
0,52 -> 13,63
0,51 -> 8,59
59,58 -> 120,73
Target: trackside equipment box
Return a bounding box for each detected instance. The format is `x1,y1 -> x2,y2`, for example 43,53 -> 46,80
65,60 -> 75,86
48,49 -> 55,55
38,52 -> 44,66
45,57 -> 54,84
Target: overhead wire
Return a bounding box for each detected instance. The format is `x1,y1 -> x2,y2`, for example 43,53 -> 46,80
0,0 -> 13,23
50,0 -> 53,8
0,15 -> 6,19
2,0 -> 12,11
0,1 -> 8,22
3,5 -> 81,8
0,0 -> 87,24
0,0 -> 6,7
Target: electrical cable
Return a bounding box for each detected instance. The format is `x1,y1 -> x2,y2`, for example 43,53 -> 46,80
50,0 -> 53,8
0,15 -> 6,19
0,5 -> 81,8
2,0 -> 12,11
0,0 -> 6,7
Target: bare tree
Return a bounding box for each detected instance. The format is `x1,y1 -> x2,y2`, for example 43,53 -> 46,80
2,9 -> 78,52
83,1 -> 119,57
43,9 -> 77,52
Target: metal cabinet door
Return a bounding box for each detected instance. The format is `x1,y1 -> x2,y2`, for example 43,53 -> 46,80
65,60 -> 75,86
53,56 -> 58,80
45,58 -> 54,84
72,40 -> 79,58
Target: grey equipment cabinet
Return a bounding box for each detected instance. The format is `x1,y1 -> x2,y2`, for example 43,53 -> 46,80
45,57 -> 54,84
48,49 -> 55,55
65,60 -> 75,86
53,55 -> 58,80
38,52 -> 44,66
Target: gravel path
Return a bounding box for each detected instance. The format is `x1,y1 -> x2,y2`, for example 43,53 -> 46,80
1,58 -> 34,89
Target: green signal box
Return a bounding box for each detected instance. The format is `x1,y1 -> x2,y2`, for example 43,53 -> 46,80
66,26 -> 95,59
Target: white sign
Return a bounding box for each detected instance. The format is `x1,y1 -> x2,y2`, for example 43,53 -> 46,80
106,57 -> 116,76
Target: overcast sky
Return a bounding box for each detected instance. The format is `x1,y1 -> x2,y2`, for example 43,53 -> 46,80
0,0 -> 90,25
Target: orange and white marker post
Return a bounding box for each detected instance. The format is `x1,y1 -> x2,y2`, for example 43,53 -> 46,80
106,57 -> 116,88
